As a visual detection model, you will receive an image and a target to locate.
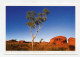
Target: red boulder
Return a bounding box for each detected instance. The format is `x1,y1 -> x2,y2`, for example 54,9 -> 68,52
68,37 -> 75,50
68,37 -> 75,46
50,36 -> 67,45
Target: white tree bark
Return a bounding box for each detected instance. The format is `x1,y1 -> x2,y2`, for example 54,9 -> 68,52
31,24 -> 41,50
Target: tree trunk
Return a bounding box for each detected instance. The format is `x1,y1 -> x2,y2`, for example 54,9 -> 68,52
31,27 -> 40,50
32,38 -> 34,50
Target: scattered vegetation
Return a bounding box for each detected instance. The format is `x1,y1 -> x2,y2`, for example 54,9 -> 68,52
6,41 -> 75,51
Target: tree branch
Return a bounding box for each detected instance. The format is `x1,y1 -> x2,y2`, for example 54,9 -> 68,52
30,28 -> 33,38
33,24 -> 41,39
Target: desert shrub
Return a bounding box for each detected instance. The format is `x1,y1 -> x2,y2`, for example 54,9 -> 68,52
18,47 -> 28,51
69,45 -> 75,50
39,47 -> 44,50
58,47 -> 67,51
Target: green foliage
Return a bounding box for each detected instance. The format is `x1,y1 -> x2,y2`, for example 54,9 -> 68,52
26,8 -> 50,29
43,8 -> 50,15
26,21 -> 36,28
38,12 -> 42,16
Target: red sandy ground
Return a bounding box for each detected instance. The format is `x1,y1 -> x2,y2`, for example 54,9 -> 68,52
6,36 -> 75,51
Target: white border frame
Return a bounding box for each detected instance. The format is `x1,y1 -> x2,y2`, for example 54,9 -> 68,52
4,3 -> 79,55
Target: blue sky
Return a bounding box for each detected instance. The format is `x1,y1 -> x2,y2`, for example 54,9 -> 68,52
6,6 -> 75,42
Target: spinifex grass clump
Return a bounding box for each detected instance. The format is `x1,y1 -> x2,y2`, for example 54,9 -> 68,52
26,8 -> 50,50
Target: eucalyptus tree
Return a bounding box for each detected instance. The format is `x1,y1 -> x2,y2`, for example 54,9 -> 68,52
26,8 -> 50,50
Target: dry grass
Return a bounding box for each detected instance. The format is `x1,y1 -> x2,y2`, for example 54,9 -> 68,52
6,41 -> 75,51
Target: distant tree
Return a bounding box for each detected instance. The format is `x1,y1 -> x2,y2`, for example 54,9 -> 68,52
26,8 -> 50,50
39,38 -> 43,43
